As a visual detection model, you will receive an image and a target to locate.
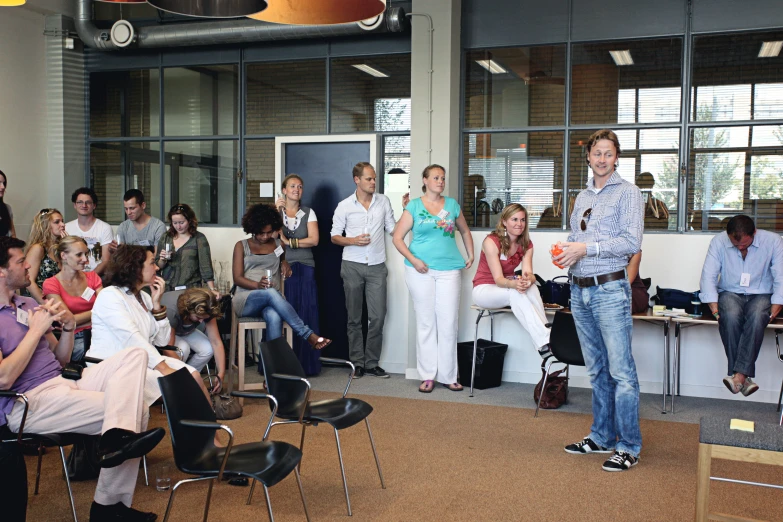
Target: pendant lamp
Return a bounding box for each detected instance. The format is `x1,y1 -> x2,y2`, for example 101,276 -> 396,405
0,0 -> 26,6
248,0 -> 385,25
147,0 -> 268,18
94,0 -> 146,3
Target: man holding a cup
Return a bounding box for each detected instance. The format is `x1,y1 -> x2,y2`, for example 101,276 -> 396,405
331,162 -> 396,379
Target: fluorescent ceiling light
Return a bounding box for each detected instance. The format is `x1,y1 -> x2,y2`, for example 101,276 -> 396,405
758,41 -> 783,58
351,64 -> 389,77
609,50 -> 634,66
475,59 -> 507,74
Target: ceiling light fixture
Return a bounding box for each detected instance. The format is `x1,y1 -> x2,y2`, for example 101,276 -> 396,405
248,0 -> 385,25
609,50 -> 634,66
475,59 -> 507,74
147,0 -> 268,18
352,64 -> 389,77
0,0 -> 26,6
758,41 -> 783,58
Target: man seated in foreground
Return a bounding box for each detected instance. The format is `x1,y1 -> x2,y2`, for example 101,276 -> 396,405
699,215 -> 783,397
0,236 -> 164,522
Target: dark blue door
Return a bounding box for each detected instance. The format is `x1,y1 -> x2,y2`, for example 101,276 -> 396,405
285,141 -> 371,359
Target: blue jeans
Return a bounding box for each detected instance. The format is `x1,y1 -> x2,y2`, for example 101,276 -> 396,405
570,279 -> 642,457
718,292 -> 771,378
241,288 -> 314,342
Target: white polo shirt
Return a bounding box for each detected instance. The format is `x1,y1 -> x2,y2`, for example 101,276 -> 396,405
330,192 -> 396,266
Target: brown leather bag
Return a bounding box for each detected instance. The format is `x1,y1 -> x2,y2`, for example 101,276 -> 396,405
533,361 -> 568,409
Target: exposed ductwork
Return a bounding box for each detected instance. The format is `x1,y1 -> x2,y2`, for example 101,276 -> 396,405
74,0 -> 408,51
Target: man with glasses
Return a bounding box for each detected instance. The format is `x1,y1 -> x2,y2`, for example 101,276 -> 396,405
65,188 -> 114,275
552,129 -> 644,473
116,189 -> 166,255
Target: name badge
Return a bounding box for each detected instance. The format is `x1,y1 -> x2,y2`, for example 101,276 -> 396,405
138,240 -> 151,247
740,273 -> 751,287
16,308 -> 29,326
174,285 -> 187,291
500,253 -> 508,261
274,246 -> 284,257
81,287 -> 96,301
295,209 -> 306,219
437,209 -> 450,220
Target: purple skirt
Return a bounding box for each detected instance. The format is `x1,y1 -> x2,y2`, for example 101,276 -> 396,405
284,263 -> 322,376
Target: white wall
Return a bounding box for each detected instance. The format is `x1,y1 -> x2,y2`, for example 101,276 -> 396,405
0,8 -> 49,240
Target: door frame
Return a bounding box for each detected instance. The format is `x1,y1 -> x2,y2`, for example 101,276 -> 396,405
275,134 -> 381,193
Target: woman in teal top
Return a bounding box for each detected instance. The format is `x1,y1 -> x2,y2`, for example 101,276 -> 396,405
393,164 -> 474,393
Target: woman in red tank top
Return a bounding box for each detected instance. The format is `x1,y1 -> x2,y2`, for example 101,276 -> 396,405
472,204 -> 551,357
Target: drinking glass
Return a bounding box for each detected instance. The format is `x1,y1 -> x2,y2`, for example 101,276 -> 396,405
155,464 -> 171,492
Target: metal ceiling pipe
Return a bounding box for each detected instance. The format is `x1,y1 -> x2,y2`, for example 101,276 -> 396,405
74,0 -> 408,51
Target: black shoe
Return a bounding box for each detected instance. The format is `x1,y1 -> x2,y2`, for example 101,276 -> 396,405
564,437 -> 614,455
602,450 -> 639,472
365,366 -> 390,378
538,344 -> 553,360
90,501 -> 157,522
353,366 -> 365,378
98,428 -> 165,469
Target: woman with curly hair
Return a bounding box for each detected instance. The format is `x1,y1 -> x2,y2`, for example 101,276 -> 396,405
233,204 -> 331,367
472,203 -> 551,358
24,208 -> 66,303
393,164 -> 474,393
274,174 -> 322,375
155,203 -> 218,295
169,288 -> 226,393
89,244 -> 210,406
0,170 -> 15,238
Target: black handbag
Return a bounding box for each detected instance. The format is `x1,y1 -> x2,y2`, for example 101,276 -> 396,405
535,274 -> 571,307
66,435 -> 101,481
652,286 -> 699,313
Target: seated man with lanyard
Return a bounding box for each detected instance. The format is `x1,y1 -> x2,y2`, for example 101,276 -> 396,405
0,236 -> 165,522
699,214 -> 783,397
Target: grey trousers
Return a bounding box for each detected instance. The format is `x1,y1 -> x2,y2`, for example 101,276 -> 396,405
341,260 -> 388,368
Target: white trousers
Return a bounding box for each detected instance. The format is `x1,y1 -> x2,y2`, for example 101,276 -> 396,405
472,283 -> 551,349
405,266 -> 461,384
6,347 -> 150,507
174,329 -> 214,372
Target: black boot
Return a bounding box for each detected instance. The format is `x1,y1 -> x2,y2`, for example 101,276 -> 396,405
90,501 -> 157,522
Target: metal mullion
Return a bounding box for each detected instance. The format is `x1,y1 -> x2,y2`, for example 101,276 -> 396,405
326,54 -> 331,133
464,125 -> 567,134
679,1 -> 693,232
688,118 -> 783,128
88,136 -> 156,144
562,0 -> 573,231
159,59 -> 165,219
158,135 -> 240,142
569,121 -> 683,131
239,51 -> 246,220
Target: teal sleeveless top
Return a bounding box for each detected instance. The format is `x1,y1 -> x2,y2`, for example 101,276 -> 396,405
405,197 -> 465,271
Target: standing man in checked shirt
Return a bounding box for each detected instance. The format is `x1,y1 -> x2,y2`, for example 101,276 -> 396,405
552,129 -> 645,472
331,162 -> 397,379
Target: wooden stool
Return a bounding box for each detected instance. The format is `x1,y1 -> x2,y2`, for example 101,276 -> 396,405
696,416 -> 783,521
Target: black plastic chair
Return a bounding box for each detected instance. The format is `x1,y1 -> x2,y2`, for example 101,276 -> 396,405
157,367 -> 310,522
0,391 -> 82,522
535,311 -> 585,417
259,337 -> 385,516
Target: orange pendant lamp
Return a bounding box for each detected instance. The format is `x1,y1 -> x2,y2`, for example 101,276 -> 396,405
248,0 -> 385,25
148,0 -> 268,18
94,0 -> 146,2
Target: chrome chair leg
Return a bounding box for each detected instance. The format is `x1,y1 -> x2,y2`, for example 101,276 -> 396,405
333,428 -> 352,516
263,485 -> 275,522
295,467 -> 311,522
34,443 -> 43,495
298,424 -> 307,472
202,479 -> 215,522
247,479 -> 257,505
470,310 -> 485,397
59,446 -> 78,522
365,418 -> 385,489
534,358 -> 554,418
163,476 -> 214,522
142,455 -> 149,486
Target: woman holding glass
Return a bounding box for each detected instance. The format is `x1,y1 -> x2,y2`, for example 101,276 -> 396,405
25,208 -> 66,304
274,174 -> 322,375
42,236 -> 103,362
233,204 -> 331,368
392,164 -> 474,393
472,203 -> 551,358
155,203 -> 218,295
0,170 -> 15,238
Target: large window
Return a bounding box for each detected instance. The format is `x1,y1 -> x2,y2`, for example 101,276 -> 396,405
87,53 -> 410,223
463,32 -> 783,232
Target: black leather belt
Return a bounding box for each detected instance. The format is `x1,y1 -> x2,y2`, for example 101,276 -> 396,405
571,269 -> 626,288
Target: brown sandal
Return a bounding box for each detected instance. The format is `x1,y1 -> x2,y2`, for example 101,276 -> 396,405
443,383 -> 463,392
418,380 -> 434,393
307,334 -> 332,350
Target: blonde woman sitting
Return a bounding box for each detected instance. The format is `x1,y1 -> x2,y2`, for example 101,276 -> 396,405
471,203 -> 551,358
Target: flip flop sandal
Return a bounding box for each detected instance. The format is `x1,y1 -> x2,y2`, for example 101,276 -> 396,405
443,383 -> 463,392
418,380 -> 434,393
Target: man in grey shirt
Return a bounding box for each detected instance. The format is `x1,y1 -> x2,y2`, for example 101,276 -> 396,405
115,189 -> 166,254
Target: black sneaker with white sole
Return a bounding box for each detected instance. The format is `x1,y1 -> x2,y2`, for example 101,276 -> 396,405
602,451 -> 639,472
365,366 -> 390,378
564,437 -> 614,454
